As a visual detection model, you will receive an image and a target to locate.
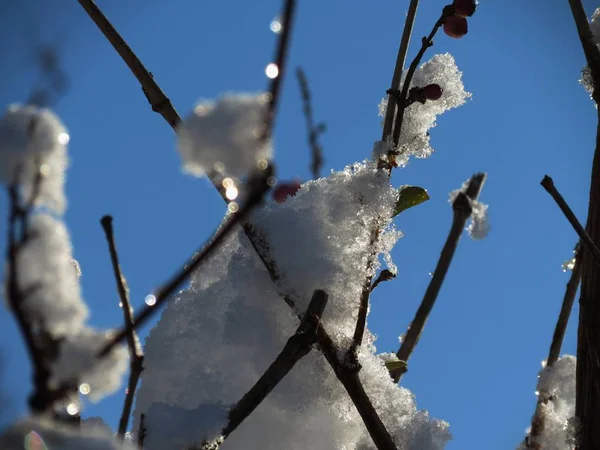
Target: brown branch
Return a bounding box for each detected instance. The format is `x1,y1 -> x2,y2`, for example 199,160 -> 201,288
541,175 -> 600,266
208,290 -> 328,446
296,66 -> 325,179
76,0 -> 181,128
98,168 -> 273,357
316,328 -> 397,450
100,215 -> 144,439
261,0 -> 297,143
381,0 -> 420,141
371,269 -> 397,292
524,244 -> 582,449
392,173 -> 487,383
391,5 -> 454,146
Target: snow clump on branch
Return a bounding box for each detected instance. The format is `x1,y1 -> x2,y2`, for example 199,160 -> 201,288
177,93 -> 273,179
135,159 -> 450,449
377,53 -> 471,166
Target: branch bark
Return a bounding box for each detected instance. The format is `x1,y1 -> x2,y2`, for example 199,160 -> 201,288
391,173 -> 487,383
100,216 -> 144,439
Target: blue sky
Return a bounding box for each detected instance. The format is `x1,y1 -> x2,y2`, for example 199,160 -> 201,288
0,0 -> 597,448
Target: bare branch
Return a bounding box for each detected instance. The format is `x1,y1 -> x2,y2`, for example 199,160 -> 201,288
261,0 -> 297,143
100,215 -> 144,439
381,0 -> 420,140
541,175 -> 600,266
296,67 -> 325,179
392,173 -> 487,383
316,328 -> 397,450
98,168 -> 273,357
207,290 -> 328,447
76,0 -> 181,128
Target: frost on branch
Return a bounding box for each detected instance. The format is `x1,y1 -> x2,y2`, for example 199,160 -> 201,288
519,356 -> 577,450
377,54 -> 471,166
449,179 -> 490,239
177,93 -> 272,179
135,160 -> 449,449
0,416 -> 135,450
580,8 -> 600,102
0,104 -> 69,213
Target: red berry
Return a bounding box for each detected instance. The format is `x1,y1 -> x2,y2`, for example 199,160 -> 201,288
422,84 -> 443,101
453,0 -> 477,17
272,180 -> 301,204
443,16 -> 468,39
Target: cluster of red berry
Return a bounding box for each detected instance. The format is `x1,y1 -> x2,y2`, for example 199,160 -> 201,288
443,0 -> 477,39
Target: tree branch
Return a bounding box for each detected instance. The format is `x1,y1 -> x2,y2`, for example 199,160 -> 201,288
76,0 -> 181,128
296,66 -> 325,179
206,290 -> 328,447
541,175 -> 600,266
100,215 -> 144,439
391,173 -> 487,383
381,0 -> 420,141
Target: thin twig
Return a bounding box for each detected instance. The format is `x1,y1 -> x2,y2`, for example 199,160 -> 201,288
391,6 -> 453,146
296,67 -> 325,179
261,0 -> 297,143
382,0 -> 420,141
524,244 -> 582,449
541,175 -> 600,266
98,168 -> 273,357
76,0 -> 180,128
370,269 -> 397,292
392,173 -> 487,383
211,290 -> 328,446
100,216 -> 144,438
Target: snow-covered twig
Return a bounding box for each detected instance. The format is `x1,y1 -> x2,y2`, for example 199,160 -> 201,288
296,67 -> 325,179
209,290 -> 329,447
98,167 -> 273,357
371,269 -> 397,292
381,0 -> 420,140
392,172 -> 487,383
568,0 -> 600,102
76,0 -> 181,128
541,175 -> 600,266
391,5 -> 454,146
100,215 -> 144,439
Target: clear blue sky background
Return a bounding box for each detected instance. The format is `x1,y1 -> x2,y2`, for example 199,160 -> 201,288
0,0 -> 597,448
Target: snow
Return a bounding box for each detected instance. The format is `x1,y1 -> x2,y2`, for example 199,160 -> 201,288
378,54 -> 471,166
134,159 -> 449,449
449,179 -> 490,240
15,213 -> 88,337
0,104 -> 69,213
519,356 -> 576,450
0,416 -> 135,450
580,9 -> 600,103
177,93 -> 273,179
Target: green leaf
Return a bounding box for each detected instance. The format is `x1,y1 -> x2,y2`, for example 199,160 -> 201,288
384,360 -> 408,372
393,186 -> 430,217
